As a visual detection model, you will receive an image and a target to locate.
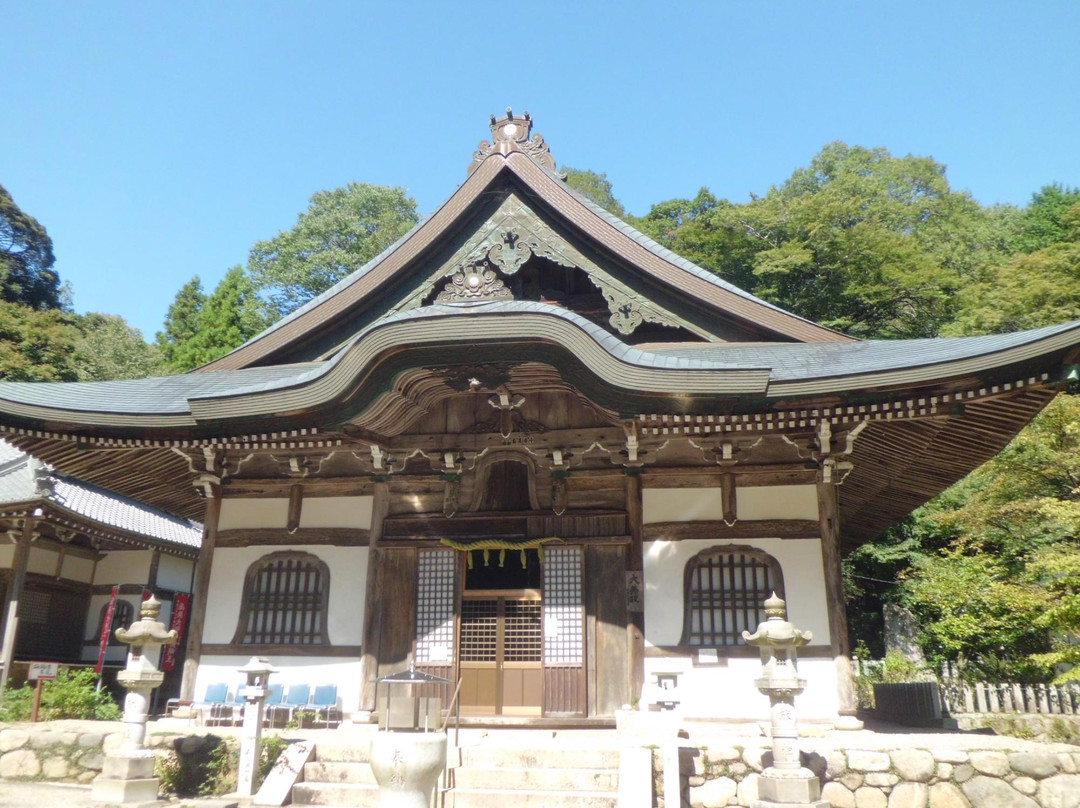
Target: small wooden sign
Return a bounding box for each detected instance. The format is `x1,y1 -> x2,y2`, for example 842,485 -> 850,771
28,661 -> 59,681
626,571 -> 644,612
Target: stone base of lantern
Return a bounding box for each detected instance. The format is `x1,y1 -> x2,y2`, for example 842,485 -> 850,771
91,750 -> 163,805
754,766 -> 828,808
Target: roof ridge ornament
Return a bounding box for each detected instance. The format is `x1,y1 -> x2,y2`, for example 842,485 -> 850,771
469,107 -> 558,176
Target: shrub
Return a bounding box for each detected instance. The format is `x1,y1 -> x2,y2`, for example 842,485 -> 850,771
0,668 -> 121,721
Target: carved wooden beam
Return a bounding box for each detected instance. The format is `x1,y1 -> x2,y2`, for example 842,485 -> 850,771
644,519 -> 820,541
216,528 -> 370,547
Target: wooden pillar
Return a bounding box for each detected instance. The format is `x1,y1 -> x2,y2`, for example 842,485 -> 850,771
179,487 -> 221,702
147,549 -> 161,592
359,481 -> 390,712
0,517 -> 36,695
625,472 -> 645,706
817,480 -> 862,729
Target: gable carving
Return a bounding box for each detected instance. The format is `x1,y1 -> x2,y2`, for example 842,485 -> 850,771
396,195 -> 710,339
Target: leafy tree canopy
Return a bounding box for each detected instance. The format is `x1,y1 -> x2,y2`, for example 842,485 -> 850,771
0,301 -> 81,382
74,313 -> 164,381
1011,184 -> 1080,254
157,276 -> 205,372
561,167 -> 627,218
157,268 -> 266,372
247,183 -> 419,321
945,202 -> 1080,335
638,143 -> 1009,338
0,184 -> 63,310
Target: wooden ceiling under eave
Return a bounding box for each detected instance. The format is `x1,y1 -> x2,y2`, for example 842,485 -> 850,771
838,384 -> 1058,550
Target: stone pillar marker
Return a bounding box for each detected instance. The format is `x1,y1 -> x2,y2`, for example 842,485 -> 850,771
92,594 -> 178,805
236,656 -> 276,797
742,593 -> 828,808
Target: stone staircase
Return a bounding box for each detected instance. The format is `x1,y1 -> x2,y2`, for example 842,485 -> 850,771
288,729 -> 621,808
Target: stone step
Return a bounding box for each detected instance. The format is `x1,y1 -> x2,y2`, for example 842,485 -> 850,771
453,765 -> 618,792
459,746 -> 620,770
451,788 -> 618,808
313,742 -> 373,763
291,781 -> 379,807
304,760 -> 377,785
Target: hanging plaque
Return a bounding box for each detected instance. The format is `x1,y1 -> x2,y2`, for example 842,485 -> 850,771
625,571 -> 644,612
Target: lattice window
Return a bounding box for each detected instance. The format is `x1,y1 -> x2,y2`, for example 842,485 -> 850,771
96,600 -> 135,646
680,546 -> 784,646
415,550 -> 455,664
543,546 -> 583,664
460,600 -> 497,662
232,552 -> 330,646
504,600 -> 542,662
21,590 -> 51,624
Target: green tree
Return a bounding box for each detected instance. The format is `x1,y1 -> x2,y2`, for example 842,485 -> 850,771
0,184 -> 62,310
74,313 -> 164,381
562,168 -> 627,218
247,183 -> 419,320
156,276 -> 206,372
1012,184 -> 1080,254
638,143 -> 1008,338
0,301 -> 81,381
946,202 -> 1080,335
175,266 -> 267,369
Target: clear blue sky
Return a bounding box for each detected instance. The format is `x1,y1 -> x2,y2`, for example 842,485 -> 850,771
3,1 -> 1078,339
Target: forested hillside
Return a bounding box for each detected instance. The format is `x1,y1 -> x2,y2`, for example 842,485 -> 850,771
5,143 -> 1078,683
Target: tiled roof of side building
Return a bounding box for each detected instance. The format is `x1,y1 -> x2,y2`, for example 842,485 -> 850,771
0,441 -> 202,548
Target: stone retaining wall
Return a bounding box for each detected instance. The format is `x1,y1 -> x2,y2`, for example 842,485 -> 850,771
656,745 -> 1080,808
0,722 -> 185,784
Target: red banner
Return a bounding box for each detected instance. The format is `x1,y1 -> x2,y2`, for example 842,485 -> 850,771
162,593 -> 189,673
95,585 -> 119,674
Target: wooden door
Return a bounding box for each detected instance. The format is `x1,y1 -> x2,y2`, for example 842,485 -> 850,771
459,592 -> 542,716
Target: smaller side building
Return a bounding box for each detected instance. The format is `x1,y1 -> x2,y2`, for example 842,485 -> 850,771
0,441 -> 202,701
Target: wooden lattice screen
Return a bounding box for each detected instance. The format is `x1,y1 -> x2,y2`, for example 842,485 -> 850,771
234,552 -> 330,646
683,549 -> 781,646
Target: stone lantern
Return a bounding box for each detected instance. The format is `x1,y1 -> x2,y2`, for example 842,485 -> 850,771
92,594 -> 177,804
236,656 -> 277,797
742,592 -> 828,808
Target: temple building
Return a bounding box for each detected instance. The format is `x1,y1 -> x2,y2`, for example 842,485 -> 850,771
0,112 -> 1078,724
0,440 -> 199,698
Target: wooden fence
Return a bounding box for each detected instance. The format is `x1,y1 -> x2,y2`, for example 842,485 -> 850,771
853,658 -> 1080,716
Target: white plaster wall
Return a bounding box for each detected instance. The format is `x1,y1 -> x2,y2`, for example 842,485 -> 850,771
737,485 -> 818,521
27,547 -> 58,576
643,538 -> 830,646
300,497 -> 373,529
641,536 -> 836,718
642,656 -> 839,720
61,554 -> 95,583
643,485 -> 818,523
643,488 -> 724,523
156,554 -> 193,593
94,550 -> 153,585
204,545 -> 368,645
80,594 -> 173,665
219,498 -> 289,530
0,544 -> 13,569
195,656 -> 362,714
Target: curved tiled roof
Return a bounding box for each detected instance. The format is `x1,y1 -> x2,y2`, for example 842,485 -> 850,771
0,302 -> 1076,428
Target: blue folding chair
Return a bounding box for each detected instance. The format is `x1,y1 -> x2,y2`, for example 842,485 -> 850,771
262,682 -> 285,726
312,683 -> 341,728
267,683 -> 311,726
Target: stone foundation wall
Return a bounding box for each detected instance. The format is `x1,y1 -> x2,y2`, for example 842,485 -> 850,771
655,744 -> 1080,808
0,722 -> 185,784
